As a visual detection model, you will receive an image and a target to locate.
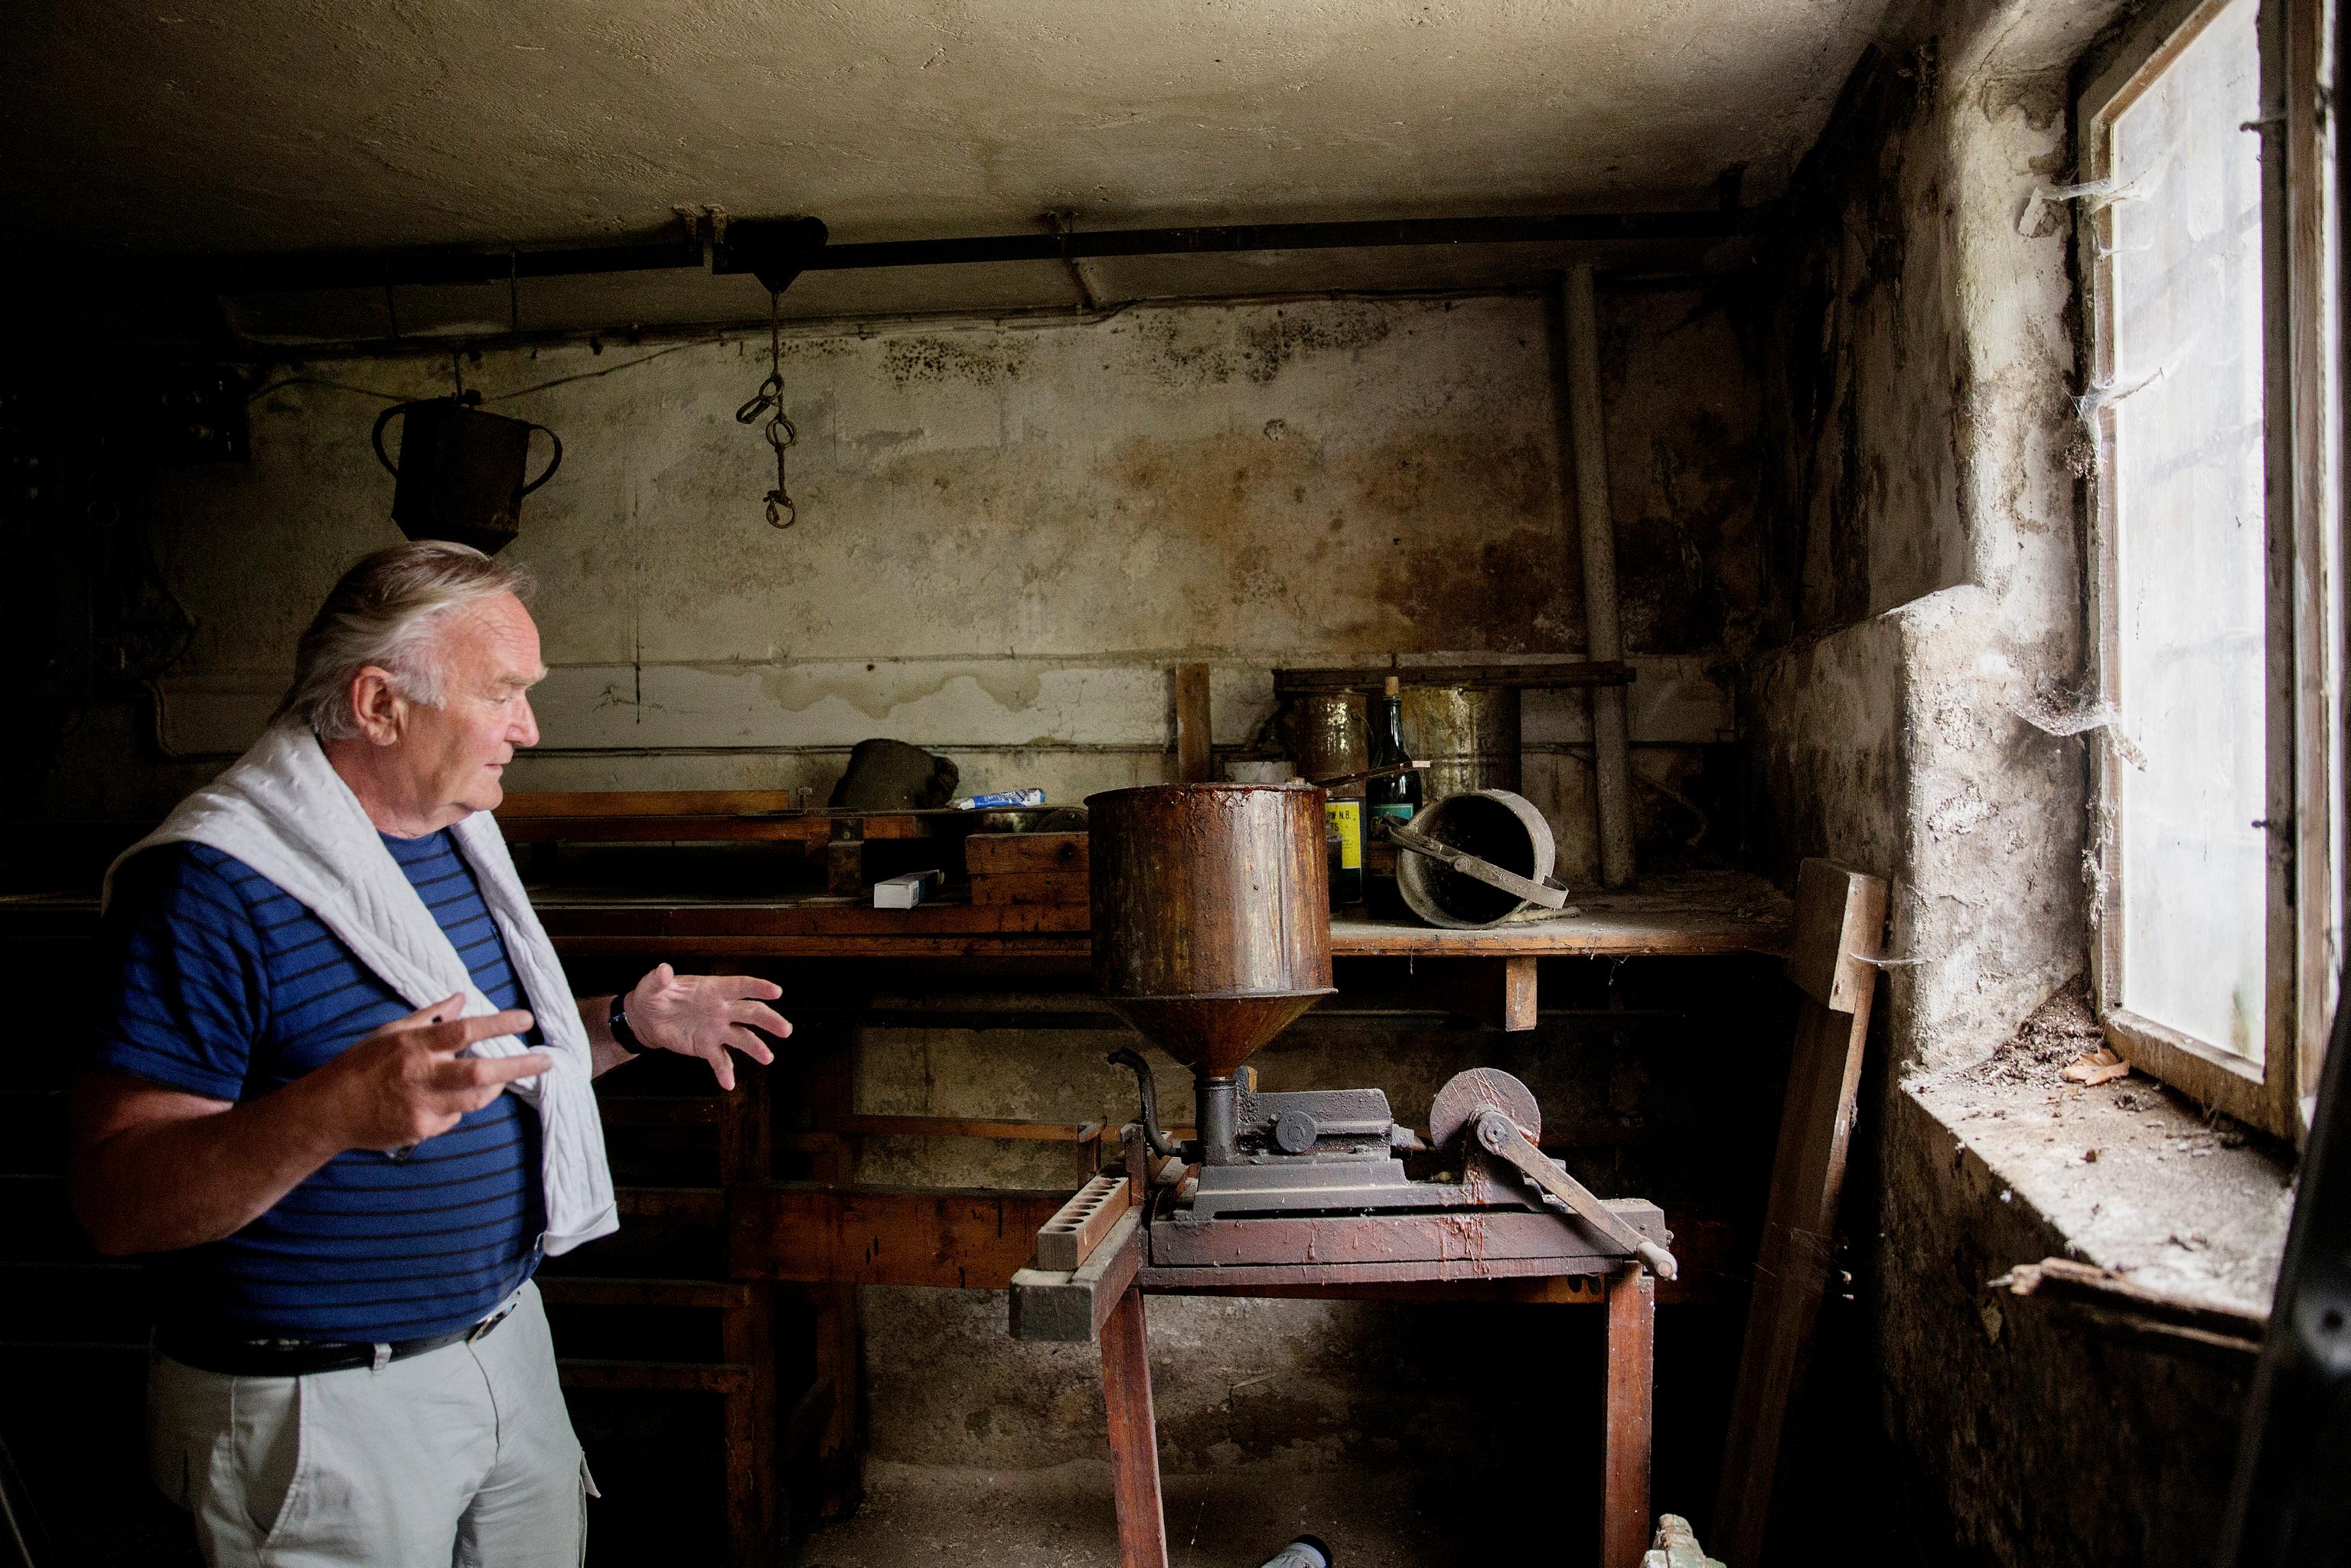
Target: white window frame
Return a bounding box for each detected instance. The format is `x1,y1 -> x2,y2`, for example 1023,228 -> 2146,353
2079,0 -> 2339,1139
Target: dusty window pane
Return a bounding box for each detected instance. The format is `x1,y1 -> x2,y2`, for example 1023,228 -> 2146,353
2106,0 -> 2268,1061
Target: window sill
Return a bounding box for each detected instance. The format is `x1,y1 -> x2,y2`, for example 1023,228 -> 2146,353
1900,1060 -> 2295,1317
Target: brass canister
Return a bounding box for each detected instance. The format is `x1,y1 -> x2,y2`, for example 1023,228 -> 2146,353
1399,685 -> 1521,801
1277,692 -> 1367,788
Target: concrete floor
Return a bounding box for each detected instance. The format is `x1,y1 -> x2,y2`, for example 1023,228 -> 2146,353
798,1461 -> 1488,1568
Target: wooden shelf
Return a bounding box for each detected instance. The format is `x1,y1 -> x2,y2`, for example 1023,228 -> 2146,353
0,869 -> 1791,969
1333,872 -> 1791,957
524,869 -> 1788,962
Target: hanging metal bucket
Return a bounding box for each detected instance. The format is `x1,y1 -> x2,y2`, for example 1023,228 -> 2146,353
1394,788 -> 1560,928
373,396 -> 562,556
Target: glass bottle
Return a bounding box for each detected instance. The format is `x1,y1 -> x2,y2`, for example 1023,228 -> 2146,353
1365,675 -> 1421,834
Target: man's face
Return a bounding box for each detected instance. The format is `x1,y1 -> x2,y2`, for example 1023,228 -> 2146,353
389,592 -> 545,821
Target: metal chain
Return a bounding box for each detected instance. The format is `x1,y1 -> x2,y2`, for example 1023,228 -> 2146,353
733,290 -> 797,528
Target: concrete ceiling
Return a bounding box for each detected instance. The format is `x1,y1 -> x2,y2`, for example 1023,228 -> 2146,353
4,0 -> 1894,336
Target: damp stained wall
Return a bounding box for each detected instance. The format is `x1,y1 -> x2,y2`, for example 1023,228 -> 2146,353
59,288 -> 1756,880
1734,1 -> 2287,1563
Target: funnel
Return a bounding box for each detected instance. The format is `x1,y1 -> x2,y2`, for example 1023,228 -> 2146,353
1087,784 -> 1335,1162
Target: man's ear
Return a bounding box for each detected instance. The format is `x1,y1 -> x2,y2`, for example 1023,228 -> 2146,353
347,667 -> 406,746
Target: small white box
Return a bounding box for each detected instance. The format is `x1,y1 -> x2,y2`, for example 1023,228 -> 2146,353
872,869 -> 944,909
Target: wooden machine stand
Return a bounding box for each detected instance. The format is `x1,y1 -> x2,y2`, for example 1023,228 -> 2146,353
1012,1175 -> 1661,1568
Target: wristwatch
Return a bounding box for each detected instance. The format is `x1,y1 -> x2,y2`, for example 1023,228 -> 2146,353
608,993 -> 646,1056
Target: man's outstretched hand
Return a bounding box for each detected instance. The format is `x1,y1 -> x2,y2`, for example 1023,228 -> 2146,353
328,994 -> 546,1152
624,964 -> 790,1090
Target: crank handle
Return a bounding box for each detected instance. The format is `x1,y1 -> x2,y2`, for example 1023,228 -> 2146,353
1472,1108 -> 1678,1280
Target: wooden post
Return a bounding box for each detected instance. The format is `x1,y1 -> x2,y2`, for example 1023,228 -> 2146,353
1560,264 -> 1635,889
1099,1286 -> 1169,1568
804,1025 -> 866,1518
1424,954 -> 1541,1031
1603,1264 -> 1655,1568
1713,860 -> 1888,1566
1175,663 -> 1213,784
720,1283 -> 777,1560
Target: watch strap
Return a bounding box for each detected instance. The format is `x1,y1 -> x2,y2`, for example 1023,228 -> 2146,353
608,993 -> 645,1055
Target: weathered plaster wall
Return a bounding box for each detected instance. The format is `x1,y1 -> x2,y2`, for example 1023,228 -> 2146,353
1738,2 -> 2279,1564
1739,28 -> 2088,1071
44,288 -> 1755,879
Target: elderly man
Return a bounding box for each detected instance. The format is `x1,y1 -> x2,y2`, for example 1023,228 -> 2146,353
72,541 -> 791,1566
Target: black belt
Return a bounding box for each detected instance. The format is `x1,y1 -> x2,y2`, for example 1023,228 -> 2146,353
158,1296 -> 522,1378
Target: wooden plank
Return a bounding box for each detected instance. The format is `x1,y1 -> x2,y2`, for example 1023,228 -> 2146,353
1714,858 -> 1886,1568
1010,1209 -> 1145,1341
836,1114 -> 1106,1145
729,1182 -> 1071,1288
1175,663 -> 1213,784
28,868 -> 1790,963
537,1276 -> 752,1310
1146,1201 -> 1664,1270
2284,0 -> 2330,1136
1561,263 -> 1635,891
964,832 -> 1089,875
718,1067 -> 772,1186
1139,1271 -> 1609,1305
1997,1256 -> 2265,1360
807,1283 -> 865,1518
501,791 -> 806,819
1782,859 -> 1887,1012
557,1358 -> 752,1394
615,1186 -> 726,1225
827,837 -> 867,897
970,872 -> 1091,905
597,1097 -> 728,1128
1034,1172 -> 1138,1273
1099,1285 -> 1169,1568
551,934 -> 1093,961
1137,1254 -> 1622,1291
532,895 -> 1090,937
1421,954 -> 1538,1031
719,1278 -> 779,1563
501,814 -> 826,845
1603,1266 -> 1656,1568
1176,663 -> 1213,785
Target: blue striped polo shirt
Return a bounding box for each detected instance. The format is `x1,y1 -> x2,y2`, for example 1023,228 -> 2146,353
96,833 -> 546,1343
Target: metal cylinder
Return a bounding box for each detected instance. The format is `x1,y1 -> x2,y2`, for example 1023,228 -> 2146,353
1197,1076 -> 1240,1167
1397,683 -> 1521,800
1277,692 -> 1367,790
1394,788 -> 1560,929
1087,784 -> 1335,1084
1258,1539 -> 1332,1568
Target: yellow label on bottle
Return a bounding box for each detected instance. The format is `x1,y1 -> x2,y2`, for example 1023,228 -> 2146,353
1325,800 -> 1362,869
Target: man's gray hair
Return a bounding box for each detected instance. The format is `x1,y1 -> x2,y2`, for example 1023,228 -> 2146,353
277,542 -> 536,740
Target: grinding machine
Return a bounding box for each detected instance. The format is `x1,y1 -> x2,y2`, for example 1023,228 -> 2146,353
1069,781 -> 1674,1283
1009,781 -> 1674,1568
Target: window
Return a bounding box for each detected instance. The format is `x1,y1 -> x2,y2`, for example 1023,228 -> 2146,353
2080,0 -> 2340,1138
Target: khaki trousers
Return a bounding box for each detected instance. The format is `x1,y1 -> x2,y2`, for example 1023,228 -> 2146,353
148,1281 -> 592,1567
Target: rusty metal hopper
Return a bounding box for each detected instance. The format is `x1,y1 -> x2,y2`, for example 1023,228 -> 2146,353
1097,992 -> 1329,1081
1087,784 -> 1334,1098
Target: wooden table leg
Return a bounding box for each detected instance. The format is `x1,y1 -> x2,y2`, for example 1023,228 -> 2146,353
1099,1286 -> 1169,1568
1603,1265 -> 1655,1568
